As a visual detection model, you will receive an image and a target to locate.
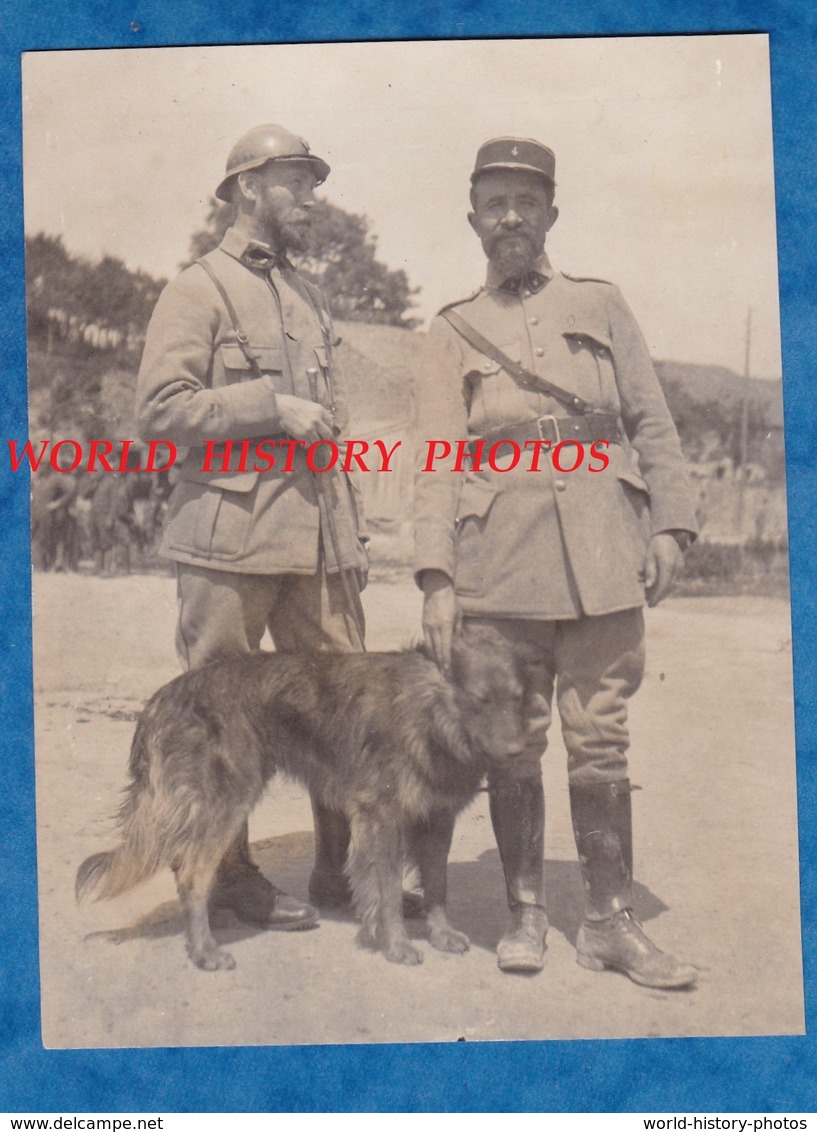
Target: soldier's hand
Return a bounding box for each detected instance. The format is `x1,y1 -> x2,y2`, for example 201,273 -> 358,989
276,393 -> 333,441
421,570 -> 460,674
644,532 -> 684,607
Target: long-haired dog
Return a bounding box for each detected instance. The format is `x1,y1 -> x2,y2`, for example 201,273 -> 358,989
76,625 -> 527,971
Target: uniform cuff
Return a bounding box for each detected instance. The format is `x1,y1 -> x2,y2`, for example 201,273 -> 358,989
223,375 -> 281,435
414,530 -> 455,589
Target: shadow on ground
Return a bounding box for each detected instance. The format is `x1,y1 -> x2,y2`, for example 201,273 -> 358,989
84,830 -> 671,957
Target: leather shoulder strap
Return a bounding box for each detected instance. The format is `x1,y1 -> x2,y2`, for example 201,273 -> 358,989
301,277 -> 334,354
441,307 -> 594,415
196,257 -> 264,380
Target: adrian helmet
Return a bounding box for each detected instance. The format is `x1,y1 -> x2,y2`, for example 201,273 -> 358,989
215,124 -> 330,202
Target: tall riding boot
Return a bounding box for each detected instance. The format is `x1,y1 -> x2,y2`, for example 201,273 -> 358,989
308,798 -> 353,909
570,780 -> 696,988
489,778 -> 548,973
210,820 -> 319,930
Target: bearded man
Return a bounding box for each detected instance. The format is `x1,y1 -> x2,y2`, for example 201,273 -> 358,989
136,124 -> 368,931
414,136 -> 698,986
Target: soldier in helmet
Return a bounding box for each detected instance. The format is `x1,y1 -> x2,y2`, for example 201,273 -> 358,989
136,124 -> 369,932
414,137 -> 699,986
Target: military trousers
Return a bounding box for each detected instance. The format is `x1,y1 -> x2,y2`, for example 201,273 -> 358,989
462,608 -> 645,788
175,561 -> 365,671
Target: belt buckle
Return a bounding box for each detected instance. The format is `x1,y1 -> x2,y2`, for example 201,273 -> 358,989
536,414 -> 560,444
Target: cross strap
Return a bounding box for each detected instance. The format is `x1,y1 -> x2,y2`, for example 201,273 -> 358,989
196,256 -> 265,380
198,257 -> 337,409
301,276 -> 334,355
441,307 -> 595,415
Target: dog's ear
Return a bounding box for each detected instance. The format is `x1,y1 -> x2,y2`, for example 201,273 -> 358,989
426,681 -> 474,765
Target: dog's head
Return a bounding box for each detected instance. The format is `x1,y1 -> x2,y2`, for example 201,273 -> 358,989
448,623 -> 528,762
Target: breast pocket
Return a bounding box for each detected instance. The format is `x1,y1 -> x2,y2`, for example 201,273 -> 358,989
562,327 -> 617,403
220,343 -> 285,388
464,341 -> 530,424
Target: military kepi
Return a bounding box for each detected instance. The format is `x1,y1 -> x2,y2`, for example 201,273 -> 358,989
471,137 -> 556,184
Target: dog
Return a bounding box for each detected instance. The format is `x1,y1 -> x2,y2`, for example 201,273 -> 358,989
76,624 -> 527,971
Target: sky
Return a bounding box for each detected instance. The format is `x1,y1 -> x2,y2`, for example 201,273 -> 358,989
21,35 -> 781,377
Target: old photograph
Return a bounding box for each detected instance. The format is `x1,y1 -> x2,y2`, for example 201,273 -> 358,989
21,35 -> 801,1048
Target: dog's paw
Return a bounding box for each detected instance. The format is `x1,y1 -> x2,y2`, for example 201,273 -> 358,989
383,940 -> 424,966
191,946 -> 237,972
429,925 -> 470,954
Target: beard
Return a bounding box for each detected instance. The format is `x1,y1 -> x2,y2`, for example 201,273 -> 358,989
278,218 -> 311,253
486,231 -> 538,281
258,201 -> 312,253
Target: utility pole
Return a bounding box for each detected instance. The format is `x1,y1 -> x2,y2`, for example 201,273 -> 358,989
736,307 -> 752,540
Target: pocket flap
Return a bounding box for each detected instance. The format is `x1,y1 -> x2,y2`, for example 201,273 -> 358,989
180,455 -> 258,493
456,477 -> 500,521
562,327 -> 612,352
616,468 -> 650,495
221,343 -> 283,372
472,341 -> 522,376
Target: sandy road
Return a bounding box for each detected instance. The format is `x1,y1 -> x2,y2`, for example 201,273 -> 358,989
32,572 -> 802,1047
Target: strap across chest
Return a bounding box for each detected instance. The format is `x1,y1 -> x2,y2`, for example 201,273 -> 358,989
197,255 -> 336,405
441,306 -> 596,416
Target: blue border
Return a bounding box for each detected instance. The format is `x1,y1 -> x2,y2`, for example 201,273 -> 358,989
1,1 -> 814,1113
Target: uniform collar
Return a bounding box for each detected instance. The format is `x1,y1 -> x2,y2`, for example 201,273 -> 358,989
219,227 -> 293,272
486,251 -> 554,294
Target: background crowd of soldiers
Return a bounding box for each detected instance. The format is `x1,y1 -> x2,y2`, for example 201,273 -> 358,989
31,457 -> 176,575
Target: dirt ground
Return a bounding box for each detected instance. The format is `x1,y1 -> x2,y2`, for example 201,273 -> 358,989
32,570 -> 803,1048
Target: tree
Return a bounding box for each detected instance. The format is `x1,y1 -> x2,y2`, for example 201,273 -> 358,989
25,233 -> 82,350
25,233 -> 166,356
185,197 -> 420,328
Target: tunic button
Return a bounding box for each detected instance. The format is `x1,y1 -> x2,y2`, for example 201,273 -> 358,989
554,480 -> 567,492
529,316 -> 539,326
534,346 -> 545,357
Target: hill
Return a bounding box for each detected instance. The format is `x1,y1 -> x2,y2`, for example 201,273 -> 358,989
334,320 -> 419,431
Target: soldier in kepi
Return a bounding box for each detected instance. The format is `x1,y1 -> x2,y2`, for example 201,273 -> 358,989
414,136 -> 699,985
136,124 -> 369,932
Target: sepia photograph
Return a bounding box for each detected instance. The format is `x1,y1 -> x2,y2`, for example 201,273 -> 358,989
21,35 -> 801,1050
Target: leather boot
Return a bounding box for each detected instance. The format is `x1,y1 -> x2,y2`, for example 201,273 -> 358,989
308,798 -> 425,918
489,778 -> 548,973
570,780 -> 696,988
210,821 -> 319,930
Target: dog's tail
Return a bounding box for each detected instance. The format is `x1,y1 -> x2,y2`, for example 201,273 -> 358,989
75,802 -> 170,903
75,717 -> 170,904
75,848 -> 147,903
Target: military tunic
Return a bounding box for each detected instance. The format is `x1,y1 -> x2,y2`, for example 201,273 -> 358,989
414,254 -> 697,785
136,227 -> 366,577
414,254 -> 697,619
136,227 -> 367,669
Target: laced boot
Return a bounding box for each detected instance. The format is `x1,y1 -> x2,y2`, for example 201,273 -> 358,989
489,778 -> 548,973
211,821 -> 319,930
570,780 -> 696,988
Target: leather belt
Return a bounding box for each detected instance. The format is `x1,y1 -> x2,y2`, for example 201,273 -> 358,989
473,412 -> 622,448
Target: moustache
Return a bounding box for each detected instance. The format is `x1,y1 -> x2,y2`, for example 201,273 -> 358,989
489,229 -> 533,247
